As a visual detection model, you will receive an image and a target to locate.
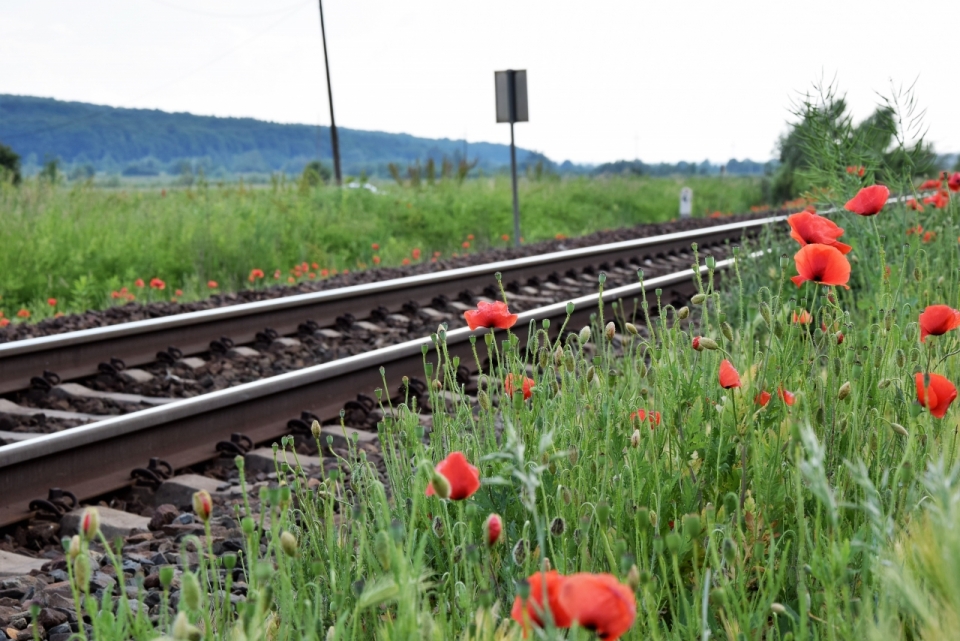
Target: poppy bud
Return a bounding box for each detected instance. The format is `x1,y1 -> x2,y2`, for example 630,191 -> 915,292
512,538 -> 528,565
631,429 -> 641,448
73,554 -> 91,588
677,306 -> 690,320
649,510 -> 658,528
538,348 -> 549,369
705,256 -> 716,269
223,553 -> 237,570
604,322 -> 616,341
878,378 -> 891,389
483,513 -> 503,547
433,379 -> 443,391
699,337 -> 719,351
432,515 -> 445,539
192,490 -> 213,523
579,326 -> 591,343
554,344 -> 564,366
625,322 -> 639,336
430,469 -> 451,500
478,390 -> 490,410
682,514 -> 702,540
173,611 -> 201,641
884,310 -> 894,331
550,517 -> 566,536
563,351 -> 575,373
562,487 -> 573,505
835,331 -> 844,345
722,537 -> 737,563
665,532 -> 682,555
690,293 -> 706,306
627,564 -> 641,590
181,571 -> 201,610
67,535 -> 81,561
310,419 -> 322,439
159,565 -> 175,589
838,381 -> 851,401
710,588 -> 728,607
80,507 -> 100,542
721,322 -> 733,341
241,516 -> 256,535
771,603 -> 787,615
568,447 -> 579,465
760,302 -> 772,325
896,349 -> 905,368
692,336 -> 703,351
597,501 -> 611,525
280,531 -> 297,557
373,530 -> 392,569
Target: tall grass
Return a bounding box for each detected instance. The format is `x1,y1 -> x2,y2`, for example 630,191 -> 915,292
0,175 -> 763,319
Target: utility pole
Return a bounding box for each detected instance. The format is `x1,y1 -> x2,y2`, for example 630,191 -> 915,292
318,0 -> 342,186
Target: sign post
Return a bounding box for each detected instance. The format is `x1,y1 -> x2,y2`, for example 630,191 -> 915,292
495,70 -> 528,247
679,187 -> 693,219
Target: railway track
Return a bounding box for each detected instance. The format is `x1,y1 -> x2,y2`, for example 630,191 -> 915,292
0,215 -> 784,528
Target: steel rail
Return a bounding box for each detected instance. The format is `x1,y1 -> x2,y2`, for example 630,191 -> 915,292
0,256 -> 743,527
0,216 -> 781,395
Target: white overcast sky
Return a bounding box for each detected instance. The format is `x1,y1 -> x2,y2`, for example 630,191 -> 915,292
2,0 -> 959,164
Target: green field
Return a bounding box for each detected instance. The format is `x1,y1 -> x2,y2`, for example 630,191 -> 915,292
0,175 -> 765,321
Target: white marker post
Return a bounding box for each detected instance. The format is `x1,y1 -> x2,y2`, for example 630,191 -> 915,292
679,187 -> 693,219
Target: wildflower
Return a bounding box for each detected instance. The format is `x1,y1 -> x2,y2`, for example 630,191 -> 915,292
80,507 -> 100,541
308,272 -> 316,279
402,258 -> 410,265
754,390 -> 771,406
923,191 -> 950,209
207,280 -> 218,289
16,309 -> 30,319
787,211 -> 852,254
412,248 -> 421,260
149,278 -> 165,290
311,262 -> 319,270
371,243 -> 380,250
792,310 -> 812,324
192,490 -> 213,522
287,276 -> 295,283
906,199 -> 924,212
464,300 -> 518,330
906,224 -> 924,236
919,305 -> 960,343
502,234 -> 510,241
483,513 -> 503,547
274,269 -> 281,279
175,289 -> 183,297
844,184 -> 889,216
0,319 -> 8,328
372,256 -> 381,265
922,231 -> 936,243
320,269 -> 329,277
134,278 -> 145,288
915,373 -> 957,419
425,451 -> 480,500
846,165 -> 865,177
505,373 -> 535,400
791,244 -> 851,289
778,387 -> 796,406
719,360 -> 741,389
559,573 -> 636,641
630,409 -> 661,428
47,298 -> 57,306
919,178 -> 942,190
949,172 -> 960,192
248,269 -> 265,282
511,571 -> 572,634
462,241 -> 470,249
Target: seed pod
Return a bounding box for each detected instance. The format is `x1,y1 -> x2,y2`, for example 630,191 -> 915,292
159,565 -> 175,589
579,326 -> 592,343
896,349 -> 906,368
721,322 -> 733,341
280,531 -> 297,557
625,322 -> 639,336
631,429 -> 641,448
677,306 -> 690,320
432,515 -> 445,539
665,532 -> 682,555
692,293 -> 706,305
682,514 -> 702,540
512,538 -> 528,565
550,517 -> 566,536
181,571 -> 201,610
605,322 -> 616,341
838,381 -> 851,401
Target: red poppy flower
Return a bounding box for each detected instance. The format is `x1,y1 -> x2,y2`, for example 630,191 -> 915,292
16,309 -> 30,319
949,173 -> 960,192
462,241 -> 470,249
483,513 -> 503,547
149,278 -> 165,290
558,573 -> 636,641
791,244 -> 851,289
464,301 -> 518,330
311,262 -> 319,270
754,390 -> 771,406
175,289 -> 183,297
0,318 -> 9,328
467,234 -> 475,241
134,278 -> 145,288
919,178 -> 942,190
719,360 -> 741,389
792,309 -> 813,324
630,409 -> 661,428
371,243 -> 380,250
273,269 -> 281,279
502,234 -> 510,242
923,191 -> 950,209
425,451 -> 480,500
47,298 -> 57,306
915,373 -> 958,419
412,248 -> 421,260
844,185 -> 890,216
320,269 -> 329,277
248,269 -> 264,282
402,258 -> 410,265
511,571 -> 571,634
307,272 -> 316,279
372,256 -> 381,265
207,280 -> 218,288
919,305 -> 960,343
287,276 -> 295,283
922,231 -> 936,243
787,211 -> 851,254
906,199 -> 924,212
505,373 -> 535,400
906,225 -> 923,236
778,387 -> 796,406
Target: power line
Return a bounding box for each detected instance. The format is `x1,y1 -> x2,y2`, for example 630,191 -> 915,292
149,0 -> 309,19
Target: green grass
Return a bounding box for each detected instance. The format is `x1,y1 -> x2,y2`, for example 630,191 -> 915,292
57,174 -> 960,640
0,175 -> 764,321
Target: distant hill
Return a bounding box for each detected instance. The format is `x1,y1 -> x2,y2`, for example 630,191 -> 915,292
0,94 -> 545,178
